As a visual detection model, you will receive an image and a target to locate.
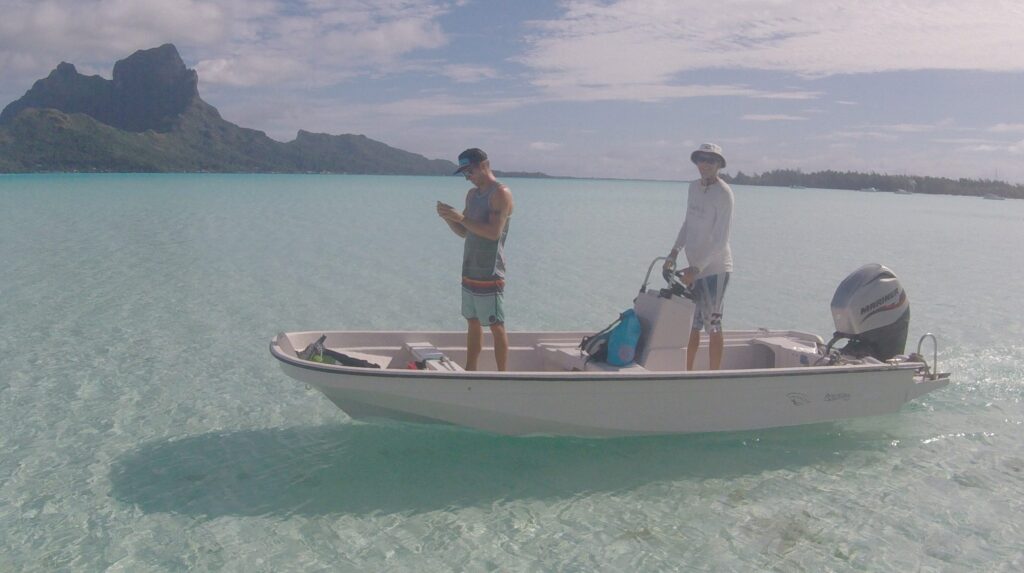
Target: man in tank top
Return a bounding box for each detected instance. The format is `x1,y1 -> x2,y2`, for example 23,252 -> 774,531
438,148 -> 514,371
663,142 -> 734,371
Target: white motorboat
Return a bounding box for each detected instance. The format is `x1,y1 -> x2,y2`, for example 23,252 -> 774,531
270,262 -> 949,437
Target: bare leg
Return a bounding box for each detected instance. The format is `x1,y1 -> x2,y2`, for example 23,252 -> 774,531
709,330 -> 724,370
490,322 -> 509,372
466,319 -> 483,371
686,328 -> 701,370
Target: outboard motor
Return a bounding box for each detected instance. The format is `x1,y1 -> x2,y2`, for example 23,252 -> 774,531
827,264 -> 910,361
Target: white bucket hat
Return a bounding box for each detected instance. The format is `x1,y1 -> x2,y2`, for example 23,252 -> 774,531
690,142 -> 726,168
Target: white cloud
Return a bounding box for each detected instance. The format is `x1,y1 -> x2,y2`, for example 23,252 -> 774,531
882,119 -> 956,133
819,120 -> 960,143
529,141 -> 561,151
822,130 -> 899,142
371,94 -> 525,120
934,138 -> 997,145
441,64 -> 499,83
520,1 -> 1024,101
0,0 -> 228,74
741,114 -> 806,122
751,91 -> 822,100
195,54 -> 312,87
525,80 -> 810,103
0,0 -> 451,89
883,123 -> 941,133
194,1 -> 449,86
963,144 -> 1002,152
989,123 -> 1024,133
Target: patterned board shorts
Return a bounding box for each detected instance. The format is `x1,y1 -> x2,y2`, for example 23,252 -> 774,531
461,287 -> 505,326
691,273 -> 730,334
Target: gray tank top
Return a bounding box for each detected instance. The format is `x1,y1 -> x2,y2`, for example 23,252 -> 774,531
462,183 -> 510,282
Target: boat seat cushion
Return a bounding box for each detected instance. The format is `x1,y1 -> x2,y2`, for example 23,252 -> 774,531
403,342 -> 465,371
536,342 -> 587,372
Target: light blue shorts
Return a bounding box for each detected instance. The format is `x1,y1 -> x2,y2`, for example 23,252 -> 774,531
691,273 -> 730,334
461,288 -> 505,326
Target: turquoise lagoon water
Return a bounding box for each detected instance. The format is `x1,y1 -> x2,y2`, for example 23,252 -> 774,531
1,174 -> 1023,571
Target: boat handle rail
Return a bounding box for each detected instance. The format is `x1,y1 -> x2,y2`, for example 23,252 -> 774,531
640,256 -> 670,293
915,332 -> 939,379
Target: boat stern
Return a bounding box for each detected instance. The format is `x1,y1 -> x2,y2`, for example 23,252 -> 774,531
908,371 -> 951,400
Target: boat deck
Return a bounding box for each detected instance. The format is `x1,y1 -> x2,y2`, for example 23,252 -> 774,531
277,329 -> 829,373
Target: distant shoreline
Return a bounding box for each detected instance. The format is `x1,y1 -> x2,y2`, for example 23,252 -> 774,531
722,169 -> 1023,200
4,170 -> 1020,199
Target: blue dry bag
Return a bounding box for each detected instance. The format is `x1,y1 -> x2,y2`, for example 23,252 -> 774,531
606,309 -> 642,366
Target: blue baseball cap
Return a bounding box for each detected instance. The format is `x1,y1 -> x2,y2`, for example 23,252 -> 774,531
454,148 -> 487,174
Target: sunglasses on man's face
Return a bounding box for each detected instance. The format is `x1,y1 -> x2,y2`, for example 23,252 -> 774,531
695,155 -> 719,165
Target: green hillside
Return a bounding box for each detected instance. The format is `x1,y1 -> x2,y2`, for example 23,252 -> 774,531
0,44 -> 458,175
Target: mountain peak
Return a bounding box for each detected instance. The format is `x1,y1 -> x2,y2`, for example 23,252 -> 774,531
111,44 -> 198,131
0,43 -> 199,132
0,44 -> 465,175
53,62 -> 78,76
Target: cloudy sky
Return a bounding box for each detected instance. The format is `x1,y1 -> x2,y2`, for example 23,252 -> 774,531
3,0 -> 1024,182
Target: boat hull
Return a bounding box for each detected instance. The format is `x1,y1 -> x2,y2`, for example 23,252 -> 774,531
274,349 -> 947,437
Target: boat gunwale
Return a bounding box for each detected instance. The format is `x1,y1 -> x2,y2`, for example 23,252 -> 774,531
269,339 -> 924,383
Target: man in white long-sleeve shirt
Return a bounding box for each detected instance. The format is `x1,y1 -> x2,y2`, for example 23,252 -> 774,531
663,143 -> 734,370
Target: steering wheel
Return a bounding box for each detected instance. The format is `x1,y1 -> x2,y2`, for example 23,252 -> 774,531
660,260 -> 695,300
